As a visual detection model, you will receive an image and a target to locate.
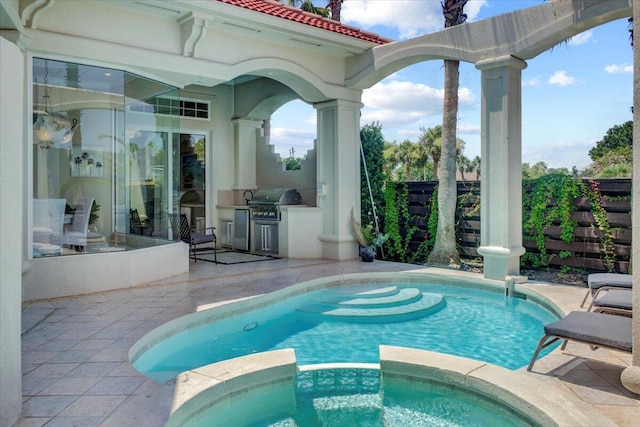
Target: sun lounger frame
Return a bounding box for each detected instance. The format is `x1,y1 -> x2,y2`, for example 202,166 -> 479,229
580,273 -> 632,308
527,311 -> 632,372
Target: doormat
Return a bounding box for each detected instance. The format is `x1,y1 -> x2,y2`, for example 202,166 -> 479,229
194,250 -> 279,265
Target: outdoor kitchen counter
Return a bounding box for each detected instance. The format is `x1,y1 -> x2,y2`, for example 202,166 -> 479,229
216,205 -> 322,258
279,205 -> 322,258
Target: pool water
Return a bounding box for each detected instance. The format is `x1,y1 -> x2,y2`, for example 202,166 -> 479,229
133,282 -> 558,382
256,368 -> 534,427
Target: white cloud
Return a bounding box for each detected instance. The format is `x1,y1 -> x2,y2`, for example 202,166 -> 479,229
397,129 -> 422,140
342,0 -> 486,40
522,76 -> 541,87
269,127 -> 315,156
522,139 -> 594,169
457,123 -> 480,134
360,80 -> 476,142
363,80 -> 442,112
303,112 -> 316,126
548,70 -> 576,86
605,63 -> 633,74
462,1 -> 487,23
363,80 -> 474,113
568,30 -> 593,46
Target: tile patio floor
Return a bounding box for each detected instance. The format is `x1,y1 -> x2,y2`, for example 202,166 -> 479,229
18,258 -> 640,426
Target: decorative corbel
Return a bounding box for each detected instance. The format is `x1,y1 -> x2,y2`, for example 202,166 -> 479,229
21,0 -> 55,29
179,12 -> 209,58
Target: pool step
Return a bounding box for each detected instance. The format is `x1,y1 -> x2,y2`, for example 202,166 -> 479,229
299,291 -> 445,323
325,285 -> 399,298
317,287 -> 422,308
293,393 -> 383,426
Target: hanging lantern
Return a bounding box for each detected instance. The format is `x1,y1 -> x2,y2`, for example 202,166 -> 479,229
33,60 -> 78,149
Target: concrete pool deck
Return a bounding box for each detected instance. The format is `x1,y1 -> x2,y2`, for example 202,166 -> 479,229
19,259 -> 640,426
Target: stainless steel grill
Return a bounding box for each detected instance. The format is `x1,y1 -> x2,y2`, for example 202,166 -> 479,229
248,188 -> 301,255
248,188 -> 302,222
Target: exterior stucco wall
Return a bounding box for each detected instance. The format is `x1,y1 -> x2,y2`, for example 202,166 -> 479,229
0,35 -> 24,427
22,243 -> 189,301
22,1 -> 360,100
255,136 -> 317,206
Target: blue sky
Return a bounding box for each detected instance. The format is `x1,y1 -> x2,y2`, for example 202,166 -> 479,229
269,0 -> 633,170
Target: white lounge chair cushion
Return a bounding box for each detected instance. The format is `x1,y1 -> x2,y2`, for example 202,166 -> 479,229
544,311 -> 632,352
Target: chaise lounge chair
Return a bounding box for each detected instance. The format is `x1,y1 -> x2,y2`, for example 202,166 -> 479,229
591,289 -> 632,316
580,273 -> 632,308
527,311 -> 632,372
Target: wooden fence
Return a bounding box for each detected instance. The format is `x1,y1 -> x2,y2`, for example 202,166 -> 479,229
402,179 -> 631,273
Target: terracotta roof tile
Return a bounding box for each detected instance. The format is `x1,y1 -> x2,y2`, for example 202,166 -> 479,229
217,0 -> 392,45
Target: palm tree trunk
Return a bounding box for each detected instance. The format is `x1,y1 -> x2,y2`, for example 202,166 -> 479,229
328,0 -> 342,21
429,59 -> 461,265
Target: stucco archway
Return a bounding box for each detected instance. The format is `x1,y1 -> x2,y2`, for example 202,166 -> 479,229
346,0 -> 632,89
220,60 -> 366,261
345,0 -> 633,280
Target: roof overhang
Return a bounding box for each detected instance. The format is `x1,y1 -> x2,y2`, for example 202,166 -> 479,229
117,0 -> 389,58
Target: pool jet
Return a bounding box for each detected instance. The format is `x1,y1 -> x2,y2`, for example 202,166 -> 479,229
504,275 -> 528,299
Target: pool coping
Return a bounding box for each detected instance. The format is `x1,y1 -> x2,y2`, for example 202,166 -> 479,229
167,348 -> 297,427
379,345 -> 617,427
167,346 -> 616,427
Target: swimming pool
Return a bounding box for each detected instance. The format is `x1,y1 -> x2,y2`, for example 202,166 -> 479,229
130,272 -> 562,382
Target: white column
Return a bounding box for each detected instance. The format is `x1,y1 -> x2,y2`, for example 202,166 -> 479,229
231,118 -> 261,191
314,99 -> 362,260
0,36 -> 24,427
475,56 -> 527,280
621,0 -> 640,395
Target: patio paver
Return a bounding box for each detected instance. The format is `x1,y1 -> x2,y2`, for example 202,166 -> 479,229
18,259 -> 640,426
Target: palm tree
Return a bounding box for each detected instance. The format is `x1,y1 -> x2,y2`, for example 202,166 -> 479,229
428,0 -> 468,266
418,125 -> 442,179
328,0 -> 343,21
383,142 -> 400,178
470,155 -> 481,180
282,0 -> 329,17
413,141 -> 430,180
394,140 -> 417,180
457,154 -> 471,183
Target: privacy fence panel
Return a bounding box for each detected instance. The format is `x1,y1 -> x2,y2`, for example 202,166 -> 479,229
402,179 -> 631,273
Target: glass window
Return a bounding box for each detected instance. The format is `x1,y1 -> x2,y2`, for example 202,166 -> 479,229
32,58 -> 180,257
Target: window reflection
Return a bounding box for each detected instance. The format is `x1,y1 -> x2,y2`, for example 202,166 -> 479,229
31,58 -> 179,257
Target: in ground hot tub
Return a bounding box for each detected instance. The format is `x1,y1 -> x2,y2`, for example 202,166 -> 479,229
166,347 -> 616,427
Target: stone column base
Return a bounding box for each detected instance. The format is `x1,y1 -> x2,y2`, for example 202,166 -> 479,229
477,245 -> 525,280
621,365 -> 640,394
318,233 -> 359,260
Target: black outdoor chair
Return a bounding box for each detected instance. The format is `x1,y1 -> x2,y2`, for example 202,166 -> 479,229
170,213 -> 217,262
